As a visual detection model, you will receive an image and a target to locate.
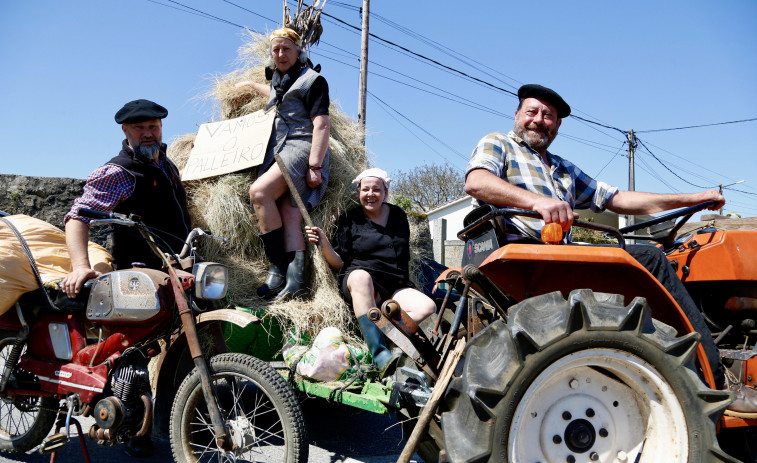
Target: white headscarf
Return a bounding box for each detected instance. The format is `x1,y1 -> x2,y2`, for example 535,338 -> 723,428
351,168 -> 391,188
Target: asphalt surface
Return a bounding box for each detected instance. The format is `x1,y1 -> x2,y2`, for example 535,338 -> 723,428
0,396 -> 421,463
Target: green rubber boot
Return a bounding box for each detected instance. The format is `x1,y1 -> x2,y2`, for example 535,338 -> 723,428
357,314 -> 400,378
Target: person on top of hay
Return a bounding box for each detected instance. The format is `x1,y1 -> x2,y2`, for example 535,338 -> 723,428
305,168 -> 436,377
237,27 -> 331,302
61,99 -> 188,457
465,83 -> 757,413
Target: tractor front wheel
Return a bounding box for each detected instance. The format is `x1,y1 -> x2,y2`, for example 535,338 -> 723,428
440,290 -> 738,463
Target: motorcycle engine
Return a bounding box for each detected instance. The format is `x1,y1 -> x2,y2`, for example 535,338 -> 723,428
92,365 -> 151,443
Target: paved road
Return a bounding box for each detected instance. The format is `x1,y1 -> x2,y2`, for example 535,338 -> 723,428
0,396 -> 422,463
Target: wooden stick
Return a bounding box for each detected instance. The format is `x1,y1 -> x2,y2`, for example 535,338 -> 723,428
273,151 -> 315,228
397,337 -> 467,463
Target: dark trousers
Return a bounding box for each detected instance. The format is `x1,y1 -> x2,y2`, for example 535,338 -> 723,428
627,244 -> 724,388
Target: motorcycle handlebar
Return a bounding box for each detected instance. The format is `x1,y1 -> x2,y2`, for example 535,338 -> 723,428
77,208 -> 135,222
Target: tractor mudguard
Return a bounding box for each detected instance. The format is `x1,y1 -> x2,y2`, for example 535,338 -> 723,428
471,243 -> 716,387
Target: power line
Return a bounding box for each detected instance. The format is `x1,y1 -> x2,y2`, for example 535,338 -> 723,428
150,0 -> 755,198
593,142 -> 626,178
635,137 -> 710,189
317,10 -> 519,98
368,93 -> 457,166
162,0 -> 246,28
637,117 -> 757,133
367,90 -> 468,162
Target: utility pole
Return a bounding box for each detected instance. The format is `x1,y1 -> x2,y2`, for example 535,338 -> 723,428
626,129 -> 637,227
357,0 -> 370,146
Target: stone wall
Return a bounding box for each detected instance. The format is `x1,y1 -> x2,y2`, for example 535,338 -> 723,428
0,174 -> 84,228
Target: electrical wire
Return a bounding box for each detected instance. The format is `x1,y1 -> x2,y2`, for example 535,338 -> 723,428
635,138 -> 710,189
593,142 -> 627,178
149,0 -> 756,198
637,117 -> 757,133
367,90 -> 469,162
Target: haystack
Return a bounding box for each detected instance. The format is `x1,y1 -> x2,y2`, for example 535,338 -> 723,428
168,31 -> 369,345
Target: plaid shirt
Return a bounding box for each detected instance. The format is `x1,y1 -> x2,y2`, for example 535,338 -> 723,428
466,130 -> 618,240
64,151 -> 171,225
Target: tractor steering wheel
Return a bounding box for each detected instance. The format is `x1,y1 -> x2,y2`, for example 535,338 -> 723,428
617,200 -> 717,250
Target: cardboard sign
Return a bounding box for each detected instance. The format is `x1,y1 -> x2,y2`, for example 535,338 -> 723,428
181,109 -> 275,181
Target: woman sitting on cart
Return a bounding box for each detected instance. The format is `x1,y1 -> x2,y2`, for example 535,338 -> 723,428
306,168 -> 436,377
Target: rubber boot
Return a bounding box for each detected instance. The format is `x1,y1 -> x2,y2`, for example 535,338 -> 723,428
257,228 -> 287,299
273,250 -> 306,302
357,314 -> 401,378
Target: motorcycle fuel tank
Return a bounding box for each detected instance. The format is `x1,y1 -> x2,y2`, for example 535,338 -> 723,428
86,271 -> 161,322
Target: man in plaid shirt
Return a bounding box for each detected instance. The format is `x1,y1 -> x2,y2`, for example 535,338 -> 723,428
463,83 -> 757,412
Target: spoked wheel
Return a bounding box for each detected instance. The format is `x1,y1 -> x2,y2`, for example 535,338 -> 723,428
440,290 -> 740,463
0,337 -> 57,454
170,353 -> 308,463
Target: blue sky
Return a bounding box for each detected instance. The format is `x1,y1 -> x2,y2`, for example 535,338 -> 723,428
2,0 -> 756,217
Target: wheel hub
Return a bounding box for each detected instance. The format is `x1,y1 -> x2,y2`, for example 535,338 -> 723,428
564,418 -> 596,453
228,415 -> 256,452
508,349 -> 688,463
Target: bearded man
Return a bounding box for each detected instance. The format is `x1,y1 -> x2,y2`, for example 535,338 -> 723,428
62,99 -> 191,299
463,83 -> 757,413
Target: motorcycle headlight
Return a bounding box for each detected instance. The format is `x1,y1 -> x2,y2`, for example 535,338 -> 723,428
193,263 -> 228,300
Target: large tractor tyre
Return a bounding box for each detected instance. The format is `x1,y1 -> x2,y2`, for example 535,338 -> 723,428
440,289 -> 739,463
0,337 -> 57,454
170,353 -> 308,463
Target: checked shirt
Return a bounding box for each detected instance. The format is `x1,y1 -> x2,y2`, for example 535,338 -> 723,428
465,130 -> 618,241
64,149 -> 172,225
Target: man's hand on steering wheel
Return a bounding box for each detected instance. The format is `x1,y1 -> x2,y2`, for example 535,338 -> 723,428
532,197 -> 577,232
701,189 -> 726,211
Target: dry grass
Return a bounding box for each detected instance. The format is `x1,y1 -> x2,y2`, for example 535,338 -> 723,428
167,32 -> 429,349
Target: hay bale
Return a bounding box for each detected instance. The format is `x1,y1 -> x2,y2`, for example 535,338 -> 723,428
167,32 -> 428,349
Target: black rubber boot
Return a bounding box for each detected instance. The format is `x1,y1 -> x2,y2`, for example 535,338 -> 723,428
357,314 -> 401,378
273,250 -> 306,302
257,228 -> 286,299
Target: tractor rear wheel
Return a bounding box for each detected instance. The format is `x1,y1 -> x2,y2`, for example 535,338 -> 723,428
440,289 -> 739,463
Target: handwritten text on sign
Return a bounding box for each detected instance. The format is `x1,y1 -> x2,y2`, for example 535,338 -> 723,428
181,110 -> 275,181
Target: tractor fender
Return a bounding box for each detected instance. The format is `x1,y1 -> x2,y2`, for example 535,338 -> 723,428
151,308 -> 261,435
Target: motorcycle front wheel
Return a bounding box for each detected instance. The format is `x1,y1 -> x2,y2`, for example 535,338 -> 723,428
0,336 -> 57,454
170,352 -> 308,463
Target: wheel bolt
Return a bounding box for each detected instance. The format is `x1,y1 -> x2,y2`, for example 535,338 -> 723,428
566,456 -> 575,463
586,408 -> 595,418
590,451 -> 599,461
553,435 -> 562,444
562,411 -> 572,420
599,428 -> 608,438
569,378 -> 579,389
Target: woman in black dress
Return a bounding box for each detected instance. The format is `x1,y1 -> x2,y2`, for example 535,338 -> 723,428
306,168 -> 435,376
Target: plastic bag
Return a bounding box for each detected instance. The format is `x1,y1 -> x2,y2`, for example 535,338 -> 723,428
284,327 -> 366,382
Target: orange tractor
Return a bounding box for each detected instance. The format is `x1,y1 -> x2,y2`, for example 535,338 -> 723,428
419,201 -> 757,462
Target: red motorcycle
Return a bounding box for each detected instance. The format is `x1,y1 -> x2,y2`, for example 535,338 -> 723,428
0,209 -> 308,462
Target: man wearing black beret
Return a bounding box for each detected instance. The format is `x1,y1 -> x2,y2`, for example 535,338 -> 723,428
464,83 -> 757,413
62,98 -> 190,293
60,99 -> 190,456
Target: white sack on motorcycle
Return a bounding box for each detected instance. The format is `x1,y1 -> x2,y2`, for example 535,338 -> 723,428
0,214 -> 113,314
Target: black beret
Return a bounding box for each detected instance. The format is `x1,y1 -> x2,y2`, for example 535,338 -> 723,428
517,84 -> 571,118
114,99 -> 168,124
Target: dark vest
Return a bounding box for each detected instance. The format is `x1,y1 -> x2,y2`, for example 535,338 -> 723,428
106,140 -> 191,269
